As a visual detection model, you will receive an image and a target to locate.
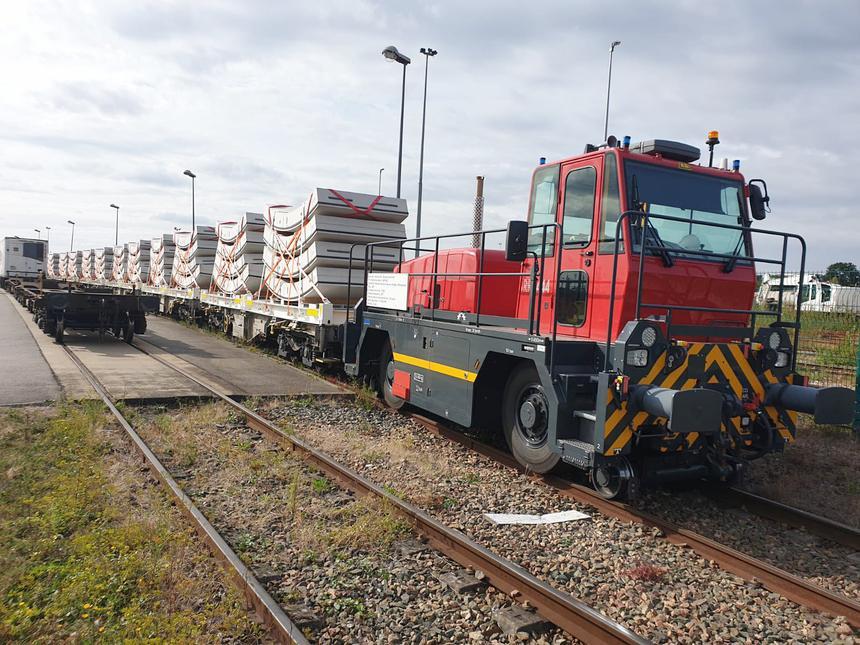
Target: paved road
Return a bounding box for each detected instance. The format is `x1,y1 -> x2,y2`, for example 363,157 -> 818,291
0,293 -> 60,405
140,317 -> 345,397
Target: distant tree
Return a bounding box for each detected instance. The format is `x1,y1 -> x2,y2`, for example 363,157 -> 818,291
823,262 -> 860,286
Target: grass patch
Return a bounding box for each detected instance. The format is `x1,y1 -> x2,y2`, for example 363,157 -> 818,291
352,381 -> 379,411
324,498 -> 410,552
312,476 -> 332,494
0,404 -> 260,641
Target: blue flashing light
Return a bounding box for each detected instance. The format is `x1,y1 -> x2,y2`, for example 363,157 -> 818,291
732,159 -> 741,172
622,135 -> 631,149
539,156 -> 546,165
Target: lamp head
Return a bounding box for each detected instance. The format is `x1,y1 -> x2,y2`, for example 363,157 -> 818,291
382,46 -> 411,65
67,220 -> 75,225
110,203 -> 119,209
420,47 -> 438,57
611,40 -> 622,51
183,169 -> 196,179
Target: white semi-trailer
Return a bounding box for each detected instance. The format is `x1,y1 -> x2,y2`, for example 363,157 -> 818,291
0,237 -> 47,280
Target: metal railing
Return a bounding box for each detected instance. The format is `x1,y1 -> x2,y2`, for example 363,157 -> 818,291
604,210 -> 806,371
346,221 -> 562,338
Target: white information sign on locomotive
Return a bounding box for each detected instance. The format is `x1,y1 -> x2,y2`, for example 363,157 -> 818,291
366,272 -> 409,310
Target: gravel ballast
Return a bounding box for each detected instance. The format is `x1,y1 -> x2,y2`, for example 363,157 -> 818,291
135,403 -> 572,644
261,397 -> 858,644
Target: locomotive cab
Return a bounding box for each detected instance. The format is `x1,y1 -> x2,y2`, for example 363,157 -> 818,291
355,133 -> 855,499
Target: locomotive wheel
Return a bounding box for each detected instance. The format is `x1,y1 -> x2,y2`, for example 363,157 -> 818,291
502,364 -> 560,474
54,320 -> 64,344
378,340 -> 405,410
123,320 -> 134,344
591,457 -> 634,499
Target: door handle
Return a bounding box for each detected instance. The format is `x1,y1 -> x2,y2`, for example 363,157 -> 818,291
580,250 -> 594,257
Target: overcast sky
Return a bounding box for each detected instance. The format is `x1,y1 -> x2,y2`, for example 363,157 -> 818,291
2,0 -> 858,269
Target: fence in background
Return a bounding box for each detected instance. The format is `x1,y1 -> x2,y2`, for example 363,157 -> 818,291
756,271 -> 860,389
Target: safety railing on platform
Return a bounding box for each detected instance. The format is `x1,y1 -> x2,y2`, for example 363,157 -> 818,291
605,210 -> 806,371
347,222 -> 564,373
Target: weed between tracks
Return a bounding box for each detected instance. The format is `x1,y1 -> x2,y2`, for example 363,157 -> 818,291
0,403 -> 260,642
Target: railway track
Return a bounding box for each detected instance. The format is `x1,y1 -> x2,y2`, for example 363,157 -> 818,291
703,486 -> 860,551
158,323 -> 859,628
117,336 -> 648,644
59,344 -> 311,645
406,414 -> 860,628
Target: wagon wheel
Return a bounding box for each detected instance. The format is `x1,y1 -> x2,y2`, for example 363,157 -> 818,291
54,319 -> 65,344
123,319 -> 134,344
591,456 -> 636,500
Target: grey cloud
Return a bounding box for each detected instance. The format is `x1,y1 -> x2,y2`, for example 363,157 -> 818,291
48,82 -> 145,116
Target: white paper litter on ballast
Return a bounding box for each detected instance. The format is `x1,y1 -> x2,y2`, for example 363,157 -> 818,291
483,510 -> 591,525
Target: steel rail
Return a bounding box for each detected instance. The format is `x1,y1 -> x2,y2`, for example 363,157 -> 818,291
59,345 -> 310,645
703,487 -> 860,551
130,338 -> 646,645
179,334 -> 860,627
409,415 -> 860,628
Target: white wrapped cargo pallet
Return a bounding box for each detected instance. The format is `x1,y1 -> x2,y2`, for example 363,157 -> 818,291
67,250 -> 83,281
171,226 -> 217,289
259,189 -> 407,305
112,245 -> 128,283
82,249 -> 96,281
211,212 -> 265,296
57,252 -> 68,280
48,253 -> 60,278
149,234 -> 175,286
95,247 -> 114,281
126,240 -> 151,285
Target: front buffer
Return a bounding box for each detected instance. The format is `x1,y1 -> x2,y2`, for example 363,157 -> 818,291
589,321 -> 854,497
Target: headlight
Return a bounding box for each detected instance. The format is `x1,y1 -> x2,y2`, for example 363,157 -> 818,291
768,331 -> 781,350
775,351 -> 790,368
626,349 -> 649,367
641,326 -> 657,348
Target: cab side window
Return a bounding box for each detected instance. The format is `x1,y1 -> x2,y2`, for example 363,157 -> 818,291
562,167 -> 596,247
598,152 -> 623,253
556,270 -> 588,326
527,165 -> 560,255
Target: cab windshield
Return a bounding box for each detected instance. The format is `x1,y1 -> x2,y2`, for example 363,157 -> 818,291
624,161 -> 748,260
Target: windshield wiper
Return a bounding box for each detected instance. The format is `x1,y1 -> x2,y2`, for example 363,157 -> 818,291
631,174 -> 673,268
644,217 -> 674,267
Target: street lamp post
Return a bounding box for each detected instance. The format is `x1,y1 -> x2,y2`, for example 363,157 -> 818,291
382,46 -> 411,198
416,47 -> 437,256
45,226 -> 51,250
604,40 -> 622,141
34,228 -> 41,240
110,204 -> 120,245
378,168 -> 384,195
183,170 -> 196,231
67,220 -> 76,251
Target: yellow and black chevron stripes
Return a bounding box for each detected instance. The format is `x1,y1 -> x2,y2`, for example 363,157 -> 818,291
601,342 -> 796,456
392,352 -> 478,383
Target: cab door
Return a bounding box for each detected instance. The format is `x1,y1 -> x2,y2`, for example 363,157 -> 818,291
548,157 -> 601,339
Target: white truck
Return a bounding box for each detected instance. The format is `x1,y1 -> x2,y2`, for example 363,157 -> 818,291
757,273 -> 860,314
1,237 -> 47,280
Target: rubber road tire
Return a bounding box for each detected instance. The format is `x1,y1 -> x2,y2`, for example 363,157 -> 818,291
378,339 -> 406,410
502,364 -> 560,474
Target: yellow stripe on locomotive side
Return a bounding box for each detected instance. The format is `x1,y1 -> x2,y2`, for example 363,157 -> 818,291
392,352 -> 478,383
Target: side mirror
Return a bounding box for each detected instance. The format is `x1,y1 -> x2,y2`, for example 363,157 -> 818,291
504,220 -> 529,262
748,179 -> 770,221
